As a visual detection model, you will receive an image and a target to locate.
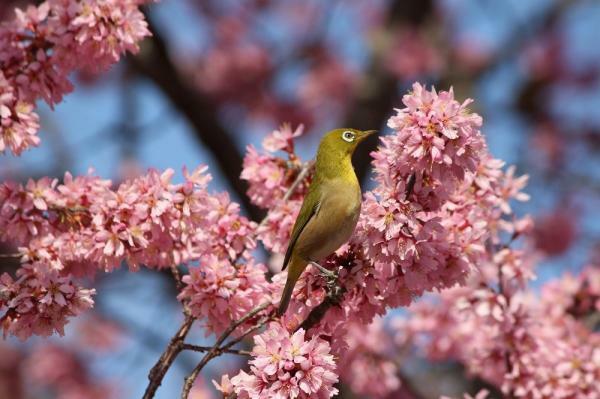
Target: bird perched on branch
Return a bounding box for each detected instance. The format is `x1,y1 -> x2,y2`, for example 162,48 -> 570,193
277,128 -> 376,316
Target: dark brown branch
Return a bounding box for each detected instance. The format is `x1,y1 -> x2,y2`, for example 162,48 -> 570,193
141,161 -> 309,398
142,315 -> 194,399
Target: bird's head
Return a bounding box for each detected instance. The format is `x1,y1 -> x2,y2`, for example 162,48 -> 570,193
318,128 -> 377,158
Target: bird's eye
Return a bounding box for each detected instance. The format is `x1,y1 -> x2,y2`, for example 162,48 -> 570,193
342,130 -> 355,142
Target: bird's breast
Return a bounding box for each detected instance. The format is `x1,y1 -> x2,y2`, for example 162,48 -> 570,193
296,178 -> 362,261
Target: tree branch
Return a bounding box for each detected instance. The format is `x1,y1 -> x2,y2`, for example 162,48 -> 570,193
181,344 -> 251,356
180,302 -> 273,399
142,315 -> 195,399
140,158 -> 311,399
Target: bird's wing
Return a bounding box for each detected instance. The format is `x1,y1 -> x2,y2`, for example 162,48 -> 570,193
281,187 -> 321,271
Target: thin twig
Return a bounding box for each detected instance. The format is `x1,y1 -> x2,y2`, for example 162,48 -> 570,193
221,314 -> 273,352
283,161 -> 313,202
0,253 -> 20,258
181,344 -> 251,356
256,161 -> 313,231
170,264 -> 184,293
142,315 -> 195,399
180,302 -> 272,399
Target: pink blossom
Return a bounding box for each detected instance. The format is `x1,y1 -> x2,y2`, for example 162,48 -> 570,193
0,264 -> 95,340
0,4 -> 73,105
213,374 -> 235,396
242,146 -> 289,208
375,82 -> 485,209
0,72 -> 40,155
0,0 -> 151,155
339,318 -> 401,398
66,0 -> 151,72
230,322 -> 339,399
262,123 -> 304,154
241,124 -> 308,209
178,256 -> 270,336
256,199 -> 301,254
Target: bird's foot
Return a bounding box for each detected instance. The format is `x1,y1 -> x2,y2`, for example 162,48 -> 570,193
310,261 -> 337,280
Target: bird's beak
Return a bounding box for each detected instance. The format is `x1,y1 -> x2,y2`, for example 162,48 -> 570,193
359,130 -> 377,141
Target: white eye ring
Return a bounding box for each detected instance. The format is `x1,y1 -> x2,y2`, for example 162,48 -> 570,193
342,130 -> 355,142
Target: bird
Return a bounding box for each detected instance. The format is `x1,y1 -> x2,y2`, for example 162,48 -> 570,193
277,128 -> 376,316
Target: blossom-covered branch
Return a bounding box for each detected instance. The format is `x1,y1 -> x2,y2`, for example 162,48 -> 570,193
206,83 -> 531,398
0,0 -> 152,155
0,166 -> 255,339
141,151 -> 314,399
5,82 -> 588,399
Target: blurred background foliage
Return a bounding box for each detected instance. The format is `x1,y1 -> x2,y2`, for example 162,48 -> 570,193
1,0 -> 600,398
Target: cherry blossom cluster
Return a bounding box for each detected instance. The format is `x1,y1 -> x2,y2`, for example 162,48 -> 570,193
215,322 -> 339,399
374,82 -> 486,210
178,256 -> 270,336
396,251 -> 600,398
0,263 -> 94,340
0,0 -> 151,155
270,85 -> 529,357
231,88 -> 533,399
0,166 -> 256,339
338,318 -> 401,398
241,123 -> 309,253
350,85 -> 527,306
0,167 -> 255,270
0,71 -> 40,155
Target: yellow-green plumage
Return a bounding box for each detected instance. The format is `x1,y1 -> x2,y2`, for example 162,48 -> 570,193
277,128 -> 376,316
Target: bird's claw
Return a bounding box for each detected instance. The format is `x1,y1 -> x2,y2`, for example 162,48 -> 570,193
310,261 -> 337,280
310,262 -> 345,308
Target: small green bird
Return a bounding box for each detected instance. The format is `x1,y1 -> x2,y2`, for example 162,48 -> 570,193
277,128 -> 376,316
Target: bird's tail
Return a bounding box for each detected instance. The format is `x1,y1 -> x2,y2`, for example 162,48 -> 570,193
277,257 -> 306,316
